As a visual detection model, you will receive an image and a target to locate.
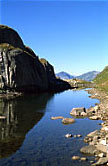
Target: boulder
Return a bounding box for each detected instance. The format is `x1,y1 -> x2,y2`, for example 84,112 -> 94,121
87,130 -> 99,137
70,107 -> 86,116
96,143 -> 107,153
98,153 -> 105,158
94,105 -> 100,112
89,116 -> 100,120
101,126 -> 108,131
88,105 -> 100,115
92,157 -> 108,166
80,145 -> 98,155
80,112 -> 87,116
62,118 -> 75,124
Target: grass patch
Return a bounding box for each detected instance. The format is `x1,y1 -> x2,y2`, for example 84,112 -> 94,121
93,66 -> 108,92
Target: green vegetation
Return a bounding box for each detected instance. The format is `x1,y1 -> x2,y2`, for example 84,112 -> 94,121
93,66 -> 108,91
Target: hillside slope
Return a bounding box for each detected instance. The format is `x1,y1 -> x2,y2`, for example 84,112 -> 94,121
94,66 -> 108,91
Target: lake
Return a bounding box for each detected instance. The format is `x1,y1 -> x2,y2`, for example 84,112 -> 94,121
0,89 -> 102,166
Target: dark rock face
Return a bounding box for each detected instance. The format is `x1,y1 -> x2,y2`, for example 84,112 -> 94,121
40,58 -> 56,84
0,25 -> 24,49
0,25 -> 70,93
0,44 -> 48,93
39,58 -> 71,92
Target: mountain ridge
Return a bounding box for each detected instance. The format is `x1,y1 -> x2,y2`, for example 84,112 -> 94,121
56,71 -> 100,81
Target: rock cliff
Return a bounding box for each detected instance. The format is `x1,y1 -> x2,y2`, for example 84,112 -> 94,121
0,25 -> 24,49
0,25 -> 70,93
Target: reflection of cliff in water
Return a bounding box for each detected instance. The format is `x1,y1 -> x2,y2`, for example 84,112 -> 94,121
0,93 -> 53,158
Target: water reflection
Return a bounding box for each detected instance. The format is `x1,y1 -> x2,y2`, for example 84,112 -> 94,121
0,93 -> 53,158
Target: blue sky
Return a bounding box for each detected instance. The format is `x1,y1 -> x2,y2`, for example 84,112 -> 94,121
1,0 -> 108,75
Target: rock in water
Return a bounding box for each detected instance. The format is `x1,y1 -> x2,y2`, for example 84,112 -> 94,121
80,157 -> 87,161
62,118 -> 75,124
51,116 -> 64,120
80,145 -> 98,155
65,133 -> 72,138
70,107 -> 87,117
92,157 -> 108,165
72,156 -> 80,160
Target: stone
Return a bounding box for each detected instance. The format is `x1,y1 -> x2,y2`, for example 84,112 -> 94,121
98,153 -> 104,158
89,140 -> 97,146
96,143 -> 107,153
89,116 -> 100,120
80,145 -> 98,155
51,116 -> 64,120
62,118 -> 75,124
77,134 -> 82,137
80,157 -> 87,161
80,112 -> 87,116
70,107 -> 86,116
72,156 -> 80,160
87,130 -> 99,137
94,105 -> 100,111
65,134 -> 72,138
84,137 -> 91,143
101,126 -> 108,131
92,157 -> 108,165
93,135 -> 101,142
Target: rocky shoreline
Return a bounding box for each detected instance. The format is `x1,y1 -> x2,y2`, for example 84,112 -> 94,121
79,88 -> 108,165
51,88 -> 108,165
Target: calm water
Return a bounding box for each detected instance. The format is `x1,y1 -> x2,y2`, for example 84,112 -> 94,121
0,89 -> 102,166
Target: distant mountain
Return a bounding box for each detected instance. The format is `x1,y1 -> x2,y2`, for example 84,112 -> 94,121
56,71 -> 100,81
56,72 -> 74,79
76,71 -> 100,81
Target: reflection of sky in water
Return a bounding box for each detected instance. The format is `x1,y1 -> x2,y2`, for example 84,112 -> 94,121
0,89 -> 102,166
